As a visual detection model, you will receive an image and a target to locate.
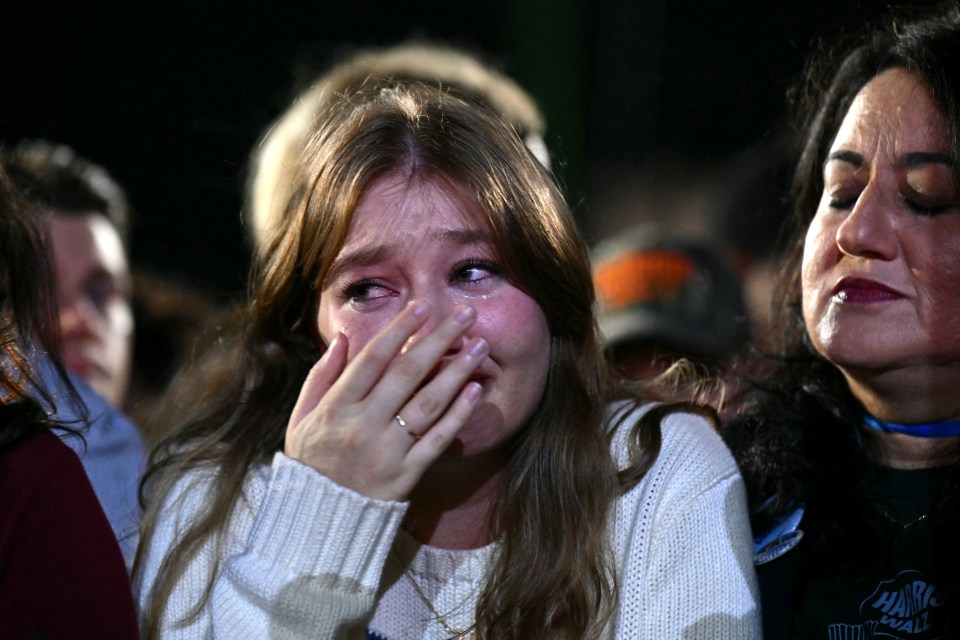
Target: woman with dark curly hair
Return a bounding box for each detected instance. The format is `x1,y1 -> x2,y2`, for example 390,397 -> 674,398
723,2 -> 960,637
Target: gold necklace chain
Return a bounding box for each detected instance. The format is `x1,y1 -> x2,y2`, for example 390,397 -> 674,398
403,566 -> 477,640
876,474 -> 959,529
877,508 -> 929,529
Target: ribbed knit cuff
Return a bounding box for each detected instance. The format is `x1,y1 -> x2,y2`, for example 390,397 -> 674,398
245,452 -> 408,591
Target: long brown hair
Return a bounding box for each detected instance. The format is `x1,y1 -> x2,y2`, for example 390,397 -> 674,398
136,82 -> 676,639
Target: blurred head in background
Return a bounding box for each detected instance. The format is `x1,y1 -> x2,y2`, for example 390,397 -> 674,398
1,139 -> 134,409
246,39 -> 548,253
592,223 -> 750,382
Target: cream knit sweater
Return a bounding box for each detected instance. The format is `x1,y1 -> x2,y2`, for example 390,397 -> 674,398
135,405 -> 760,638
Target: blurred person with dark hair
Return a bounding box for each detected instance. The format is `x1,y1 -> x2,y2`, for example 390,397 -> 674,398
2,139 -> 134,408
0,166 -> 139,638
1,139 -> 146,565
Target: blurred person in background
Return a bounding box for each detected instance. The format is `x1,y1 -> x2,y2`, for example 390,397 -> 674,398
245,39 -> 550,253
710,131 -> 797,353
591,223 -> 750,405
126,269 -> 226,446
0,164 -> 139,638
1,139 -> 146,565
2,139 -> 134,409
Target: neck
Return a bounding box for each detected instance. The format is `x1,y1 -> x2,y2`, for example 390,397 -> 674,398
842,367 -> 960,469
869,431 -> 957,470
402,452 -> 507,549
842,363 -> 960,424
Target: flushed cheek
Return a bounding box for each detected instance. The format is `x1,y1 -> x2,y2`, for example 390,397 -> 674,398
316,309 -> 388,359
469,308 -> 549,446
478,297 -> 549,361
343,317 -> 387,359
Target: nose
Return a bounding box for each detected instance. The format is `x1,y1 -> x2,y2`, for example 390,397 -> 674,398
835,180 -> 898,260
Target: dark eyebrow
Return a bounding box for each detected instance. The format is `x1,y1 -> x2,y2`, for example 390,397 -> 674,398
900,151 -> 955,168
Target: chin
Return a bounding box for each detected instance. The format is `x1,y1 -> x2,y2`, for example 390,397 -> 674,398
818,340 -> 917,375
437,408 -> 526,463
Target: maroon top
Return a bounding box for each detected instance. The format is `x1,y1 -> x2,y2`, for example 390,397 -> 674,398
0,430 -> 139,639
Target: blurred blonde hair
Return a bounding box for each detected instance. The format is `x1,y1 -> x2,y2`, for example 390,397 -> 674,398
246,40 -> 548,252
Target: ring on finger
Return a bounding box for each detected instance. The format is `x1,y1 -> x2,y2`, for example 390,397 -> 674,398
395,414 -> 422,441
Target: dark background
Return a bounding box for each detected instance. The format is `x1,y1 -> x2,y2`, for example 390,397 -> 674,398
0,0 -> 931,302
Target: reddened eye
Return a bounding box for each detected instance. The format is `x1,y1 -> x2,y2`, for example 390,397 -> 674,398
341,279 -> 394,304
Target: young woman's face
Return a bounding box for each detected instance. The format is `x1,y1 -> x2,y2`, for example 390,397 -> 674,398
314,172 -> 551,459
802,68 -> 960,376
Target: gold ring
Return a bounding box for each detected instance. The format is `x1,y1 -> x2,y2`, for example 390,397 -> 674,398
395,414 -> 420,440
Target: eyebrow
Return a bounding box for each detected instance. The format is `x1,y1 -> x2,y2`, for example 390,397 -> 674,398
825,150 -> 956,169
324,227 -> 494,285
826,150 -> 863,167
901,151 -> 955,168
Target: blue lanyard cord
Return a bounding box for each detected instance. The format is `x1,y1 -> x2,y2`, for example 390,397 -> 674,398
863,414 -> 960,438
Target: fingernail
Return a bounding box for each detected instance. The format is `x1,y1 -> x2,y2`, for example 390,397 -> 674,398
410,300 -> 429,317
465,382 -> 483,401
454,305 -> 476,324
323,332 -> 342,355
468,337 -> 488,357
